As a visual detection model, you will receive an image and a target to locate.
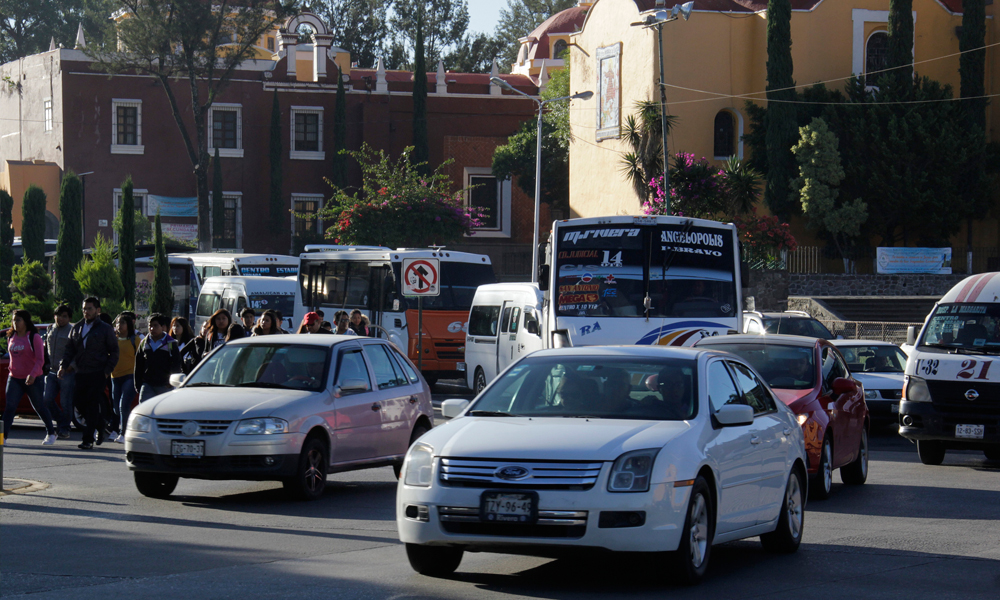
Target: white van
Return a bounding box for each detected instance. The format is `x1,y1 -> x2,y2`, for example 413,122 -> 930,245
195,276 -> 300,332
464,283 -> 545,393
900,272 -> 1000,465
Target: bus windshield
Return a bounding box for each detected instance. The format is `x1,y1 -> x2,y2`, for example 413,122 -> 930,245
920,303 -> 1000,351
554,223 -> 737,319
395,262 -> 497,312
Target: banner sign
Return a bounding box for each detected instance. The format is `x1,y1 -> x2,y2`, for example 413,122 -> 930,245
147,195 -> 198,217
877,247 -> 952,274
160,223 -> 199,241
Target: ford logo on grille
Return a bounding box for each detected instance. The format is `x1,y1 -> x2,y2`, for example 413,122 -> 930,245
966,389 -> 980,401
181,421 -> 200,437
495,466 -> 529,480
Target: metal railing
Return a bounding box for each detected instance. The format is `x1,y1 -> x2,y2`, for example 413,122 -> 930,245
782,245 -> 1000,275
818,320 -> 920,345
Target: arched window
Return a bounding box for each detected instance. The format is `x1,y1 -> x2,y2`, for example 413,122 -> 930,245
714,111 -> 736,158
865,31 -> 889,80
553,39 -> 568,59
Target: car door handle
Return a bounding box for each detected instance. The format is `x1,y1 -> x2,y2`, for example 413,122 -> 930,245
371,403 -> 380,412
408,395 -> 418,404
750,436 -> 761,445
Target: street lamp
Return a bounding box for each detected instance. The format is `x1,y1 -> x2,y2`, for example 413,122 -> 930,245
632,1 -> 693,215
490,76 -> 593,284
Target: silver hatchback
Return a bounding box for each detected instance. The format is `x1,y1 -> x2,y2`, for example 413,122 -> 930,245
124,334 -> 434,500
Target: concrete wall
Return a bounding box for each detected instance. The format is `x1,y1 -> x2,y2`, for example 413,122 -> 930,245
788,273 -> 968,297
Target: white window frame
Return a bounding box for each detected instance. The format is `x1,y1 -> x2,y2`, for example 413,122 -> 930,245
111,98 -> 144,154
290,193 -> 325,236
852,9 -> 915,78
43,98 -> 52,132
112,187 -> 149,246
713,109 -> 744,161
463,167 -> 511,239
209,191 -> 244,251
207,103 -> 244,158
290,106 -> 325,160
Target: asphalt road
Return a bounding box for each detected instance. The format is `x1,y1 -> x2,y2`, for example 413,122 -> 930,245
2,409 -> 999,599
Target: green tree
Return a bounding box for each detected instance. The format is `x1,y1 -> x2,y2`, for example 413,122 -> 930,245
0,189 -> 14,303
150,214 -> 174,315
332,65 -> 349,188
212,147 -> 224,249
0,0 -> 118,63
306,0 -> 390,69
20,184 -> 46,263
113,208 -> 152,245
88,0 -> 294,252
791,118 -> 867,271
764,0 -> 797,219
411,13 -> 430,173
268,90 -> 284,228
618,100 -> 676,202
959,0 -> 990,259
74,233 -> 124,301
493,0 -> 576,71
388,0 -> 469,68
119,176 -> 136,307
444,32 -> 505,73
55,171 -> 83,306
887,0 -> 914,89
11,259 -> 51,300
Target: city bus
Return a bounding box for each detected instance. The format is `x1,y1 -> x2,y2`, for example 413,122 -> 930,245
172,253 -> 300,280
297,248 -> 496,384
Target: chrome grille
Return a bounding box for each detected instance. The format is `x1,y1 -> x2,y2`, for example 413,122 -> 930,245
877,389 -> 903,400
440,457 -> 603,490
156,419 -> 232,436
439,506 -> 588,526
439,506 -> 588,538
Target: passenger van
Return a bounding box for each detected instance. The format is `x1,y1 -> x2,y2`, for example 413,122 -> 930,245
900,272 -> 1000,465
195,276 -> 300,332
464,283 -> 545,393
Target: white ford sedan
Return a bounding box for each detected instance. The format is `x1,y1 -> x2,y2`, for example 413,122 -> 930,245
125,335 -> 434,501
397,346 -> 808,584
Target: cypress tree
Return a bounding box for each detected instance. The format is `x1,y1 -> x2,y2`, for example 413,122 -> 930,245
765,0 -> 797,219
120,176 -> 136,308
0,189 -> 13,303
55,172 -> 83,307
887,0 -> 914,89
151,214 -> 174,315
21,185 -> 47,263
959,0 -> 986,133
332,64 -> 349,188
212,147 -> 224,249
411,12 -> 430,174
269,90 -> 283,226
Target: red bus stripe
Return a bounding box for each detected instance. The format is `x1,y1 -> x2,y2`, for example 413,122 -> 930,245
956,274 -> 985,303
966,272 -> 999,303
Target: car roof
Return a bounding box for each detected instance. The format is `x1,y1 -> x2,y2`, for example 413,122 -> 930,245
695,334 -> 823,348
530,345 -> 717,361
755,313 -> 815,319
223,333 -> 382,347
829,339 -> 899,348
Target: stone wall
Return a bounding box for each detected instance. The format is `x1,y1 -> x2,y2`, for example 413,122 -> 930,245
742,270 -> 790,311
788,274 -> 967,297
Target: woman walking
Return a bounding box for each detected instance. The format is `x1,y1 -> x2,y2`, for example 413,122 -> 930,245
170,317 -> 196,345
3,310 -> 57,444
108,314 -> 139,443
252,309 -> 282,336
181,309 -> 231,372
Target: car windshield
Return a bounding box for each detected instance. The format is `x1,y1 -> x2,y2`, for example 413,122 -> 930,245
920,303 -> 1000,351
470,356 -> 698,420
704,343 -> 816,390
763,317 -> 834,339
185,343 -> 330,391
835,345 -> 907,373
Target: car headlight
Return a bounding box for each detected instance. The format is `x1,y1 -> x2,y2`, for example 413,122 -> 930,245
796,413 -> 809,426
608,449 -> 659,493
865,390 -> 878,400
904,376 -> 932,403
127,413 -> 152,433
234,418 -> 289,435
403,442 -> 434,487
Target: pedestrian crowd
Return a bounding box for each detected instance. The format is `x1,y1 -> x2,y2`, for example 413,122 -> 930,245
2,300 -> 373,448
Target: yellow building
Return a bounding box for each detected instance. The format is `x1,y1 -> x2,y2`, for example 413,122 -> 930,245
568,0 -> 997,246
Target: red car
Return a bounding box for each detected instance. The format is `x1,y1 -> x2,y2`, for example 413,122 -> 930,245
696,334 -> 869,499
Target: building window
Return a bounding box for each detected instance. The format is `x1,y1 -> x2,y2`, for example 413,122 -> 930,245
714,111 -> 736,159
464,167 -> 511,238
552,39 -> 568,59
291,194 -> 324,236
865,31 -> 889,81
43,99 -> 52,132
267,37 -> 275,51
112,188 -> 149,246
111,99 -> 144,154
208,103 -> 243,157
290,107 -> 324,160
211,192 -> 243,250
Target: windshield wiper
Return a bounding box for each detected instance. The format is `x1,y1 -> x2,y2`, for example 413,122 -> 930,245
467,410 -> 520,417
236,382 -> 292,389
921,343 -> 957,351
561,415 -> 604,419
185,382 -> 231,387
955,347 -> 995,355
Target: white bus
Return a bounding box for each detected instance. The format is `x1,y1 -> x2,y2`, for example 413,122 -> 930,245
297,247 -> 496,384
172,253 -> 300,281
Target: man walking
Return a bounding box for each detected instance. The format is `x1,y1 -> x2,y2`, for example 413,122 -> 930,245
58,297 -> 119,450
134,313 -> 182,403
43,304 -> 75,439
239,307 -> 256,331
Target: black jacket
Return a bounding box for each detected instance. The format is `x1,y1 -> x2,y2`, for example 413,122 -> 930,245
180,335 -> 223,374
134,334 -> 182,390
59,318 -> 119,376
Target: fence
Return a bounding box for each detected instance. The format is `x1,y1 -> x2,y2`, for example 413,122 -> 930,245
783,246 -> 1000,275
818,320 -> 921,345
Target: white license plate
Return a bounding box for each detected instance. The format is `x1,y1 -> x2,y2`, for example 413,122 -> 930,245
171,440 -> 205,458
481,492 -> 535,523
891,404 -> 899,413
955,424 -> 985,439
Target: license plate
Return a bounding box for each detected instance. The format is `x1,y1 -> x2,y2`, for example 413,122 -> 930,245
480,491 -> 537,523
171,440 -> 205,458
891,404 -> 899,413
955,424 -> 985,439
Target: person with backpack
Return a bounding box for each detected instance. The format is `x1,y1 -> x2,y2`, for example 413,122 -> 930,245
3,310 -> 57,445
108,313 -> 140,442
43,304 -> 76,439
134,313 -> 182,403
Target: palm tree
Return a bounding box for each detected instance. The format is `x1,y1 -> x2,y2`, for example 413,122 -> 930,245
619,100 -> 678,201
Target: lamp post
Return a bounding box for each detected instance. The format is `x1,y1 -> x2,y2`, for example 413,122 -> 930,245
490,76 -> 593,284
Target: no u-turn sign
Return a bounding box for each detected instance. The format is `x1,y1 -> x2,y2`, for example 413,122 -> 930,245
402,258 -> 440,296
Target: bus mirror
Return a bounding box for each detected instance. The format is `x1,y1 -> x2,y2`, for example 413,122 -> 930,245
526,320 -> 539,335
552,329 -> 571,348
740,261 -> 750,287
538,264 -> 549,291
907,326 -> 916,346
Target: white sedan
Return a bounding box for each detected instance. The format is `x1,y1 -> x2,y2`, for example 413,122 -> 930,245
396,346 -> 808,584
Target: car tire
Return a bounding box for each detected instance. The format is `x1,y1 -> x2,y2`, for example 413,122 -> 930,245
984,448 -> 1000,462
841,429 -> 868,485
394,422 -> 432,479
809,435 -> 833,500
72,407 -> 86,431
405,543 -> 463,577
917,440 -> 946,466
134,472 -> 178,499
760,467 -> 805,554
671,476 -> 713,585
474,368 -> 487,395
284,438 -> 327,501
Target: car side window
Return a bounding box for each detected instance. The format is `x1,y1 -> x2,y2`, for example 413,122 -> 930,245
821,347 -> 847,390
364,343 -> 408,390
389,346 -> 421,384
708,360 -> 743,413
729,362 -> 774,414
335,349 -> 371,394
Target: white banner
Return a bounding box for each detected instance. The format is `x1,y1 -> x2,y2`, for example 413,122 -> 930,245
877,247 -> 952,274
160,223 -> 199,242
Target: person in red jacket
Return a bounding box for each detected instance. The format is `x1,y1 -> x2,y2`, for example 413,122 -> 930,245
3,310 -> 57,445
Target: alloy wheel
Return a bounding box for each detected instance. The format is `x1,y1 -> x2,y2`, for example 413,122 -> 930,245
786,473 -> 803,540
688,493 -> 709,568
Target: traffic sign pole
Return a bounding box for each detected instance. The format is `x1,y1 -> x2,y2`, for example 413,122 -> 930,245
417,296 -> 423,372
400,257 -> 440,375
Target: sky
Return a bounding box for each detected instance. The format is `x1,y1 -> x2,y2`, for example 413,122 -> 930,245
467,0 -> 505,34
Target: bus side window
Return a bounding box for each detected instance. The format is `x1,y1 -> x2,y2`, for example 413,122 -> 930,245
509,307 -> 521,333
500,307 -> 513,333
469,305 -> 501,337
236,296 -> 247,313
345,263 -> 372,307
196,293 -> 221,317
523,308 -> 539,335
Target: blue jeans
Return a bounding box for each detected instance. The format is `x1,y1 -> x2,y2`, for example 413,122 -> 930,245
44,372 -> 76,433
112,375 -> 136,434
138,384 -> 172,403
4,376 -> 55,437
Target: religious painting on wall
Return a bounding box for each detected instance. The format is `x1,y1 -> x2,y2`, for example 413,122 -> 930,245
596,43 -> 621,141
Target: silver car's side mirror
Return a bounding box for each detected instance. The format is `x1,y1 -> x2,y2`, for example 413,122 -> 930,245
715,404 -> 754,427
169,373 -> 185,388
441,399 -> 470,419
334,378 -> 370,398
